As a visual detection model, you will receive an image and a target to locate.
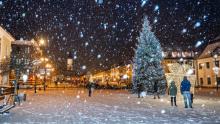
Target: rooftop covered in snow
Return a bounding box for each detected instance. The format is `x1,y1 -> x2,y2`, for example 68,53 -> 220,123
199,36 -> 220,59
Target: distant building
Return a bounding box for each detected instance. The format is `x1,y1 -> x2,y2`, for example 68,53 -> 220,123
161,49 -> 196,74
88,64 -> 132,87
197,36 -> 220,88
0,26 -> 15,85
88,50 -> 197,88
10,39 -> 40,84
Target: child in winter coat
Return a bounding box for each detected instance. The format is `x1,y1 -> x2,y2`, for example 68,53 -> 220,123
168,81 -> 177,106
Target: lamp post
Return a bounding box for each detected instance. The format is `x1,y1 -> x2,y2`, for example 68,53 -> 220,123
213,54 -> 219,91
34,66 -> 39,93
34,74 -> 37,93
39,38 -> 48,91
41,57 -> 48,91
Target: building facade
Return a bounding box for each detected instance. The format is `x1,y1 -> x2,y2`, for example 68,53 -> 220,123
197,38 -> 220,88
10,39 -> 40,84
0,26 -> 15,85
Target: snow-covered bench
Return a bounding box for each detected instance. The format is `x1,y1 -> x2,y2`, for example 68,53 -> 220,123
0,86 -> 16,114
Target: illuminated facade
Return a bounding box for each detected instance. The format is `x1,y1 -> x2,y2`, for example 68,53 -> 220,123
197,37 -> 220,88
0,26 -> 15,85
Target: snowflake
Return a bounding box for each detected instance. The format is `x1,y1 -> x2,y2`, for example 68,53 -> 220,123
82,65 -> 86,70
95,0 -> 103,4
161,109 -> 166,114
141,0 -> 149,7
85,42 -> 89,46
194,21 -> 201,28
187,16 -> 192,21
154,18 -> 158,23
97,54 -> 101,59
80,32 -> 84,38
195,40 -> 204,47
181,28 -> 187,33
154,5 -> 159,11
22,13 -> 26,17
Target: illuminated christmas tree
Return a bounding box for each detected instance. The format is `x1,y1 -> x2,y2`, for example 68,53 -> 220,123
132,16 -> 167,94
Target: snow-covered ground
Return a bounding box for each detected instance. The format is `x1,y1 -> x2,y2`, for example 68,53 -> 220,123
1,88 -> 220,124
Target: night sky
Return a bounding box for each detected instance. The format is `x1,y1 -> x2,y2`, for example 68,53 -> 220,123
0,0 -> 220,75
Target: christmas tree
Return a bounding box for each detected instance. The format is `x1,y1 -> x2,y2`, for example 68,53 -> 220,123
132,16 -> 167,94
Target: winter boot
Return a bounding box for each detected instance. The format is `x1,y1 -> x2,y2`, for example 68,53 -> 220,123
171,97 -> 173,106
174,97 -> 177,107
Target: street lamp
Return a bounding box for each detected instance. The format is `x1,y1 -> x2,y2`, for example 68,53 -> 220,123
39,38 -> 48,91
41,57 -> 48,91
213,54 -> 219,91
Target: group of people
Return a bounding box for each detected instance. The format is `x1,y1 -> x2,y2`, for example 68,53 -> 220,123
137,76 -> 193,108
87,76 -> 193,108
168,76 -> 193,108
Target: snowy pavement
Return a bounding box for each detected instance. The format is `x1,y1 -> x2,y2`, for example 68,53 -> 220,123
1,88 -> 220,124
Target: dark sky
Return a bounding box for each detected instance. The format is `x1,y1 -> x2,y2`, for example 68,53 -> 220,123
0,0 -> 220,75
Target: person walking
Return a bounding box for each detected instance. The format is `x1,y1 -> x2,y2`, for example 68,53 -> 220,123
137,83 -> 141,98
168,81 -> 177,106
153,81 -> 160,99
180,76 -> 192,108
87,79 -> 94,97
137,83 -> 145,98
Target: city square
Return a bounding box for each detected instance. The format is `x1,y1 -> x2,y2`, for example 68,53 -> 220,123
0,0 -> 220,124
1,88 -> 220,124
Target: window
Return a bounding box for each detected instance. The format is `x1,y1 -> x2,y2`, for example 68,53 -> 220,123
215,61 -> 219,67
199,63 -> 203,69
207,77 -> 211,85
217,77 -> 220,85
206,62 -> 210,69
200,78 -> 203,86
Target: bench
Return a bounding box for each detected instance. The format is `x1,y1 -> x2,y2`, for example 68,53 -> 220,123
0,86 -> 16,114
0,87 -> 14,95
0,105 -> 15,114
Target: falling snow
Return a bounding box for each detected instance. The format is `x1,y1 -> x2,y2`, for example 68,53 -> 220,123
0,0 -> 219,74
194,21 -> 201,28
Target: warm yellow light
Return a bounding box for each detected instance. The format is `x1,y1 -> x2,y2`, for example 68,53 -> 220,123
47,72 -> 50,76
31,39 -> 35,44
39,38 -> 45,46
46,64 -> 52,68
41,57 -> 48,62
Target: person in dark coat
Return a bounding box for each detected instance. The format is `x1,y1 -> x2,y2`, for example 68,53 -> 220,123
137,83 -> 145,98
168,81 -> 177,106
87,79 -> 94,97
180,76 -> 192,108
137,83 -> 141,98
153,81 -> 160,99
